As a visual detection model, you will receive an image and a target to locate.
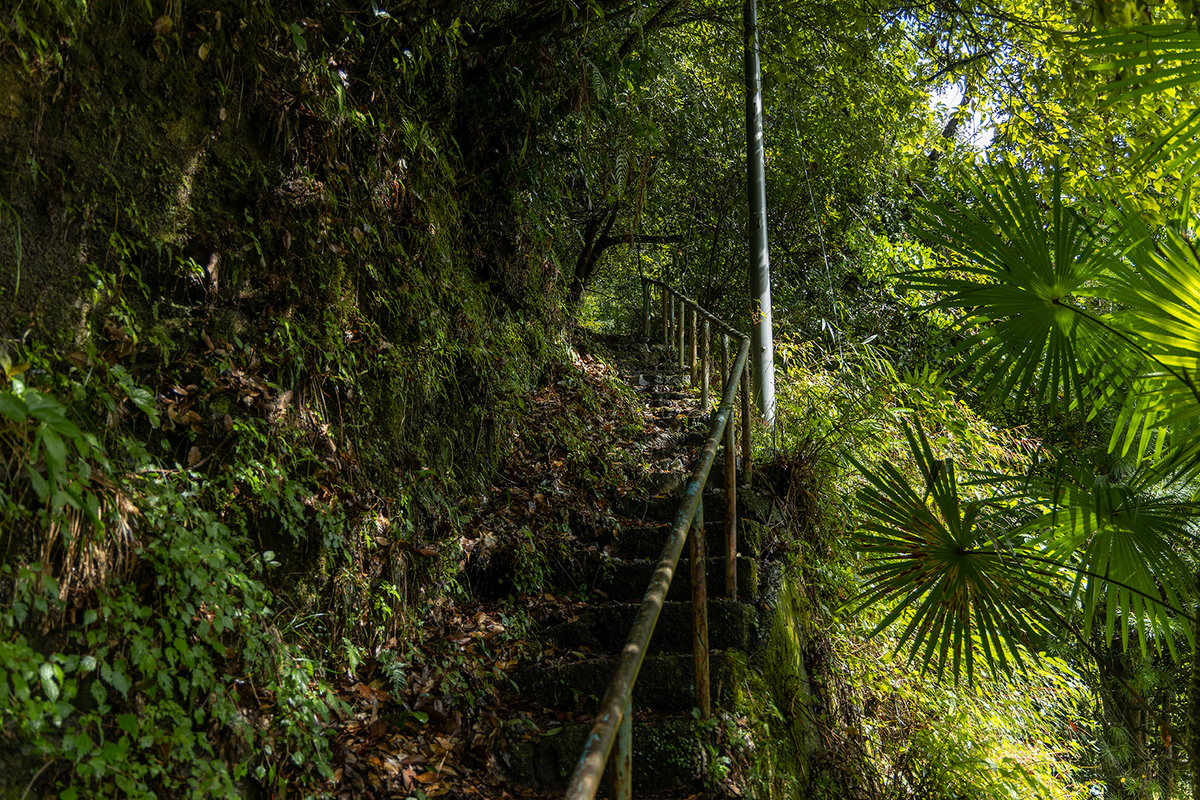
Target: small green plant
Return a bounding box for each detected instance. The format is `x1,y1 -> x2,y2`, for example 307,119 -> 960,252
512,527 -> 550,597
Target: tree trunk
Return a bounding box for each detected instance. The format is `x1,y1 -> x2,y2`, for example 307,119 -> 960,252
569,210 -> 682,303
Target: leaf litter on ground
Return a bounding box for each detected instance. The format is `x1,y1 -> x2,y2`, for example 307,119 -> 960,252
327,334 -> 714,798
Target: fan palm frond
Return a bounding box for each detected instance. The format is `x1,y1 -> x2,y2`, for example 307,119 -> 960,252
853,426 -> 1200,682
1102,229 -> 1200,478
1024,463 -> 1199,659
850,423 -> 1055,682
1082,23 -> 1200,174
908,165 -> 1129,411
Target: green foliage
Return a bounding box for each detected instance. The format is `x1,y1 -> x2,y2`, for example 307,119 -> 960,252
850,422 -> 1056,682
911,164 -> 1129,412
0,378 -> 341,797
1083,23 -> 1200,178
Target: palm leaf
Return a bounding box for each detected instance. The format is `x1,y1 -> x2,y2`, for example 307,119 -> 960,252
852,426 -> 1200,682
1081,23 -> 1200,173
1022,463 -> 1199,659
908,164 -> 1128,411
850,422 -> 1055,682
1101,228 -> 1200,478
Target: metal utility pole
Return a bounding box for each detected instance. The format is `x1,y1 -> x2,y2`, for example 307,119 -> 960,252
744,0 -> 775,427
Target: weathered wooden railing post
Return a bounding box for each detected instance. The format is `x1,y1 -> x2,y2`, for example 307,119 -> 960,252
641,280 -> 651,342
700,318 -> 710,412
608,695 -> 632,800
678,301 -> 686,369
690,500 -> 711,719
725,394 -> 738,594
741,358 -> 752,488
661,287 -> 669,343
688,306 -> 698,384
720,335 -> 730,405
672,296 -> 678,351
671,296 -> 677,348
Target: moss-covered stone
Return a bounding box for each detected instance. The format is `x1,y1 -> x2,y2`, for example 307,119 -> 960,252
519,651 -> 742,713
594,554 -> 759,603
506,718 -> 706,792
546,599 -> 755,655
723,573 -> 821,799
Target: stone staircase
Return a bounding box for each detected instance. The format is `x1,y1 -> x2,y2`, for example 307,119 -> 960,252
498,336 -> 777,796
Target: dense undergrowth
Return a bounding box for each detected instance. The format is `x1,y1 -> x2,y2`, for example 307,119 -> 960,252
0,1 -> 609,795
5,0 -> 1184,797
716,338 -> 1101,800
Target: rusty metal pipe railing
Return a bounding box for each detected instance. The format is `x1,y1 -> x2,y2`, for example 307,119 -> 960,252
566,280 -> 752,800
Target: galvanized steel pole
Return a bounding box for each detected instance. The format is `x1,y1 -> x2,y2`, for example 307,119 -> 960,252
744,0 -> 775,427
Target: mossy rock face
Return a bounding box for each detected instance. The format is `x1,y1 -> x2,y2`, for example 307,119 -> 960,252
0,4 -> 564,487
728,573 -> 822,798
740,518 -> 768,556
0,24 -> 257,335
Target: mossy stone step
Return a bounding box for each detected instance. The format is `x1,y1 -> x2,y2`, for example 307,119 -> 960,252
517,651 -> 739,714
597,555 -> 758,603
637,470 -> 689,498
505,716 -> 707,793
616,486 -> 775,525
703,488 -> 779,526
462,525 -> 763,600
603,518 -> 767,561
545,599 -> 754,655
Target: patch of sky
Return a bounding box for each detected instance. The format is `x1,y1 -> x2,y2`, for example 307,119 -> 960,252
931,82 -> 995,149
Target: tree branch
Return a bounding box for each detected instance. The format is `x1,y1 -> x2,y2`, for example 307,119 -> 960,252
617,0 -> 682,59
925,49 -> 996,83
594,233 -> 683,249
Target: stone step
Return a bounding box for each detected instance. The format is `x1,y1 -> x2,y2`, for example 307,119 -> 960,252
518,651 -> 740,714
652,406 -> 705,419
635,470 -> 688,498
616,486 -> 775,526
544,599 -> 754,656
602,516 -> 766,561
505,716 -> 707,793
462,522 -> 761,600
703,487 -> 779,526
597,555 -> 758,603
